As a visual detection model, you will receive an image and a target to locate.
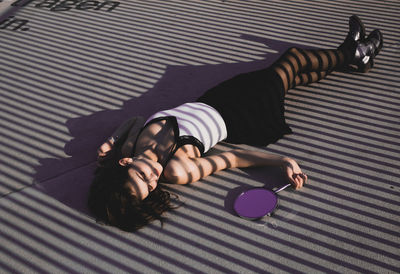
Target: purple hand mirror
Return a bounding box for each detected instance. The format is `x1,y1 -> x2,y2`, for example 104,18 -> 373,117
233,183 -> 291,220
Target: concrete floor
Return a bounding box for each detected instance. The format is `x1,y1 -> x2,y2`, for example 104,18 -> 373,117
1,0 -> 399,273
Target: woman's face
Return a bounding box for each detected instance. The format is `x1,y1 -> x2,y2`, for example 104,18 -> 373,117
119,157 -> 163,200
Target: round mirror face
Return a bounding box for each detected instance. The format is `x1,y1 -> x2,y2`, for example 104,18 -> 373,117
234,188 -> 278,219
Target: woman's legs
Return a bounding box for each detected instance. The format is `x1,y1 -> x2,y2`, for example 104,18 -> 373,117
271,46 -> 353,93
294,71 -> 329,88
271,15 -> 383,94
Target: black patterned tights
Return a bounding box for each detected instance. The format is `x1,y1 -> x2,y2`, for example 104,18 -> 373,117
272,46 -> 354,93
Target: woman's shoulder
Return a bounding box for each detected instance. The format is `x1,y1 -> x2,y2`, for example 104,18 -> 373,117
162,144 -> 202,184
174,144 -> 201,159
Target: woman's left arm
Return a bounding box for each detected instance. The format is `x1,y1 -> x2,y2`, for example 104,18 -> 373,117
97,116 -> 144,158
164,149 -> 307,189
120,116 -> 145,157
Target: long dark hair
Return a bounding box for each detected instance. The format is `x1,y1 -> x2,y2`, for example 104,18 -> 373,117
88,137 -> 177,232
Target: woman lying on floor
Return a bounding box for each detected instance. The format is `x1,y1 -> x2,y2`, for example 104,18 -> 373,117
88,15 -> 383,231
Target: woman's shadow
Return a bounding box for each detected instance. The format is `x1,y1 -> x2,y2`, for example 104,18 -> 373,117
34,36 -> 304,215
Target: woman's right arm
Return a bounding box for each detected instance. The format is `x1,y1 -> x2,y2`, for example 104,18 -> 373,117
164,149 -> 307,189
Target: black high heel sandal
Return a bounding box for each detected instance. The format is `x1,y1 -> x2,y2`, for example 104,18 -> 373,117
367,29 -> 383,57
339,15 -> 365,49
353,29 -> 383,72
347,15 -> 366,42
338,15 -> 366,72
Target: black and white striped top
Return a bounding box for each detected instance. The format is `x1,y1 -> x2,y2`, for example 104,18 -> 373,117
145,102 -> 228,154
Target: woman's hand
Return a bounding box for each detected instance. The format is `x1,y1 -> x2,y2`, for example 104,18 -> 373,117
282,158 -> 308,189
97,137 -> 115,157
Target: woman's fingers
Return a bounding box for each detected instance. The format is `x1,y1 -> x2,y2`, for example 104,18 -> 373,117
291,173 -> 307,189
97,139 -> 114,156
301,173 -> 308,183
288,176 -> 296,187
284,159 -> 308,189
295,175 -> 302,189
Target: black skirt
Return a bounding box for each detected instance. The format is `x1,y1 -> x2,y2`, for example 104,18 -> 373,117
196,68 -> 292,146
